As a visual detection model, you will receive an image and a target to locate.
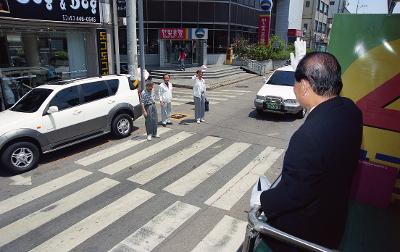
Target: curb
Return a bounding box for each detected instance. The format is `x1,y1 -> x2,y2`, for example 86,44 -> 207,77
153,74 -> 262,90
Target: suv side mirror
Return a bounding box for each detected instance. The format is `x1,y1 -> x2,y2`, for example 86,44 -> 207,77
47,106 -> 59,114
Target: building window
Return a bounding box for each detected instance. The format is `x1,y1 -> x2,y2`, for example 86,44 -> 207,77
306,1 -> 310,7
330,1 -> 335,5
304,23 -> 308,30
315,21 -> 318,31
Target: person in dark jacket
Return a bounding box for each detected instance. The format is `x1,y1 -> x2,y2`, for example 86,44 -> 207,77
260,52 -> 363,251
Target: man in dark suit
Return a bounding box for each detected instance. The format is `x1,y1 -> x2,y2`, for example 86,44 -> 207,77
260,52 -> 363,251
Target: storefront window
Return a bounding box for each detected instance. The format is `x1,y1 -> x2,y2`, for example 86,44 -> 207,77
0,29 -> 88,111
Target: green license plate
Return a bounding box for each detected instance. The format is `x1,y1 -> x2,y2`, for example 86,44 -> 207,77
265,102 -> 280,110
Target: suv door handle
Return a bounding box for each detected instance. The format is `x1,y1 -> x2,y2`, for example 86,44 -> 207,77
108,100 -> 116,104
73,110 -> 82,115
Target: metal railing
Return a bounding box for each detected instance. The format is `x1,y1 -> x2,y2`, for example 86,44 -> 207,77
240,59 -> 268,76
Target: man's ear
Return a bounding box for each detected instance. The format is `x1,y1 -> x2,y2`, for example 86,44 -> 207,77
301,79 -> 311,95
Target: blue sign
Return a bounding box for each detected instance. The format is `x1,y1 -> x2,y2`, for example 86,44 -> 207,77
195,28 -> 206,39
260,0 -> 273,12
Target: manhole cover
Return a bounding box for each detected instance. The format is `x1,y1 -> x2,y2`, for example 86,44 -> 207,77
171,113 -> 188,119
235,85 -> 249,88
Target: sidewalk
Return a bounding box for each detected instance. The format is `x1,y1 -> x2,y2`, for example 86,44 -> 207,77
149,65 -> 262,90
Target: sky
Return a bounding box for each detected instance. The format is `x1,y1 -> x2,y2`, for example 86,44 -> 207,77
347,0 -> 400,14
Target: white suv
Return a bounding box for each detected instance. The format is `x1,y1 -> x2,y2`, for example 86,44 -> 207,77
0,75 -> 142,173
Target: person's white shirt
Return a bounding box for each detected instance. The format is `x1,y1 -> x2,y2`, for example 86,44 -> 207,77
192,77 -> 206,98
159,81 -> 173,103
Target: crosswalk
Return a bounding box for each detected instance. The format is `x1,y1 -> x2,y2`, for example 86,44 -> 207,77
0,128 -> 284,252
170,88 -> 251,106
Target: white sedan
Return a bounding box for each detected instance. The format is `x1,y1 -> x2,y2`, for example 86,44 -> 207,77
254,66 -> 306,118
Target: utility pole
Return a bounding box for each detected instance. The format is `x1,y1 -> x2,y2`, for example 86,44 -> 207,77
112,0 -> 120,74
138,0 -> 146,91
127,0 -> 138,81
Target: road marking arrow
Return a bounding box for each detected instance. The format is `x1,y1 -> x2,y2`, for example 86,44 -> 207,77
10,175 -> 32,186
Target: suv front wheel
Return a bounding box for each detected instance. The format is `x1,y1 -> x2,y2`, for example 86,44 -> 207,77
112,113 -> 133,138
1,142 -> 40,173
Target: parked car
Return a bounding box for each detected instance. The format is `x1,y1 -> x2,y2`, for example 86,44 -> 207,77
254,66 -> 306,118
0,75 -> 142,173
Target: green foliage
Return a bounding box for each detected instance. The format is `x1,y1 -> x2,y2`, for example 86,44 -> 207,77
232,35 -> 294,61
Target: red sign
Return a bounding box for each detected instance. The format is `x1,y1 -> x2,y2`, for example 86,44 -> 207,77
258,15 -> 271,45
160,28 -> 189,40
287,29 -> 303,37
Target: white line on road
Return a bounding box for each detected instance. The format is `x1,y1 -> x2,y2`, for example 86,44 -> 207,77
9,175 -> 32,186
174,94 -> 229,101
109,201 -> 199,252
99,131 -> 193,175
163,142 -> 251,196
219,89 -> 251,93
191,215 -> 247,252
128,136 -> 222,185
205,147 -> 284,210
0,169 -> 92,215
30,188 -> 155,252
171,101 -> 184,106
172,97 -> 219,104
173,91 -> 236,98
0,178 -> 119,247
75,128 -> 171,166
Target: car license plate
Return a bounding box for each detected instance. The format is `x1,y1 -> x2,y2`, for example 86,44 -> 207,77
265,102 -> 280,110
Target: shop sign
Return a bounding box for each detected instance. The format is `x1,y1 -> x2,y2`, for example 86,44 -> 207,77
0,0 -> 100,23
287,29 -> 303,37
258,14 -> 271,45
260,0 -> 273,12
190,28 -> 208,40
97,29 -> 109,76
160,28 -> 189,40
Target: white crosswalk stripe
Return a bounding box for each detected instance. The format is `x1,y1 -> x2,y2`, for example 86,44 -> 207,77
99,131 -> 193,175
172,97 -> 220,104
30,188 -> 155,252
173,90 -> 236,98
191,215 -> 247,252
109,201 -> 199,252
128,136 -> 222,185
75,128 -> 171,166
0,169 -> 91,215
219,89 -> 251,93
1,128 -> 287,251
175,95 -> 229,101
0,178 -> 119,247
205,147 -> 284,210
163,142 -> 251,196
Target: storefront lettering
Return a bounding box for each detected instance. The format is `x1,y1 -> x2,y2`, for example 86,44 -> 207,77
16,0 -> 97,14
97,30 -> 109,75
160,28 -> 185,40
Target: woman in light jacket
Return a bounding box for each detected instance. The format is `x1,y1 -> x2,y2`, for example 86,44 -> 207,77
159,74 -> 173,126
192,70 -> 206,123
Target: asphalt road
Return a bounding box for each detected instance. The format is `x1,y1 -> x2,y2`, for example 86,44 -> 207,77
0,76 -> 305,252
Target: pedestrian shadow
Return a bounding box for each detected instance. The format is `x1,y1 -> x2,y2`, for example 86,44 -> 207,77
248,109 -> 300,122
178,119 -> 197,125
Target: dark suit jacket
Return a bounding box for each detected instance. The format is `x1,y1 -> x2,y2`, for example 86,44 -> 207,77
260,96 -> 363,251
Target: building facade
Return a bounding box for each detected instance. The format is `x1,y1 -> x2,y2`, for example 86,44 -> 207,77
327,0 -> 349,43
302,0 -> 329,51
0,0 -> 113,111
117,0 -> 304,67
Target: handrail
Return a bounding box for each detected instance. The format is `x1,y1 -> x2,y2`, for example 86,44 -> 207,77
246,206 -> 339,252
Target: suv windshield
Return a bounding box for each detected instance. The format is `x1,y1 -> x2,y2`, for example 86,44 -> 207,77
267,71 -> 295,86
11,88 -> 53,113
